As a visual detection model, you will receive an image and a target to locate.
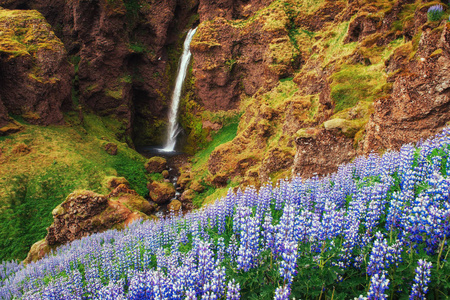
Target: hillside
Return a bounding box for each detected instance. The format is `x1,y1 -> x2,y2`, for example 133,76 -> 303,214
2,128 -> 450,299
1,0 -> 450,289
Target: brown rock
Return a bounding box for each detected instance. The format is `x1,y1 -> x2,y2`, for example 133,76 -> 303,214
190,180 -> 204,193
180,189 -> 196,202
145,156 -> 167,174
23,239 -> 53,264
363,23 -> 450,153
46,191 -> 110,245
177,172 -> 192,189
104,176 -> 129,190
104,143 -> 118,155
292,129 -> 356,178
108,184 -> 138,198
148,181 -> 175,204
0,8 -> 72,125
167,199 -> 182,212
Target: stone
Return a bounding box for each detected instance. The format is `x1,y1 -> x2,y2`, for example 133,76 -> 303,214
103,176 -> 129,190
189,180 -> 204,193
177,172 -> 192,189
167,200 -> 182,212
148,181 -> 175,204
0,8 -> 73,125
145,156 -> 167,174
180,189 -> 196,202
104,143 -> 118,155
162,170 -> 169,179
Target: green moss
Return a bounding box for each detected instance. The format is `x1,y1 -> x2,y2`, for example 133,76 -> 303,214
330,64 -> 387,112
0,8 -> 63,57
0,113 -> 149,261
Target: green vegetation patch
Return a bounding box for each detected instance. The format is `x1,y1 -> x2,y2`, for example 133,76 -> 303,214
0,114 -> 149,261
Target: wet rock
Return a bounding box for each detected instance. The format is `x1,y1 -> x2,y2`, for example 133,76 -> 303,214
145,156 -> 167,174
104,143 -> 118,155
148,181 -> 175,204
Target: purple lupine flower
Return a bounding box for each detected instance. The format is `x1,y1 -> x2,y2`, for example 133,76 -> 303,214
273,285 -> 290,300
367,271 -> 390,300
226,279 -> 240,300
278,240 -> 298,284
410,259 -> 432,300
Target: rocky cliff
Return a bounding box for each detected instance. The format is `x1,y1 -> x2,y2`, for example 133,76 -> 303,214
3,0 -> 450,260
0,0 -> 198,144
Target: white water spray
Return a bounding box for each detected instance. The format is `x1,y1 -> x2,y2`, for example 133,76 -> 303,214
162,27 -> 197,152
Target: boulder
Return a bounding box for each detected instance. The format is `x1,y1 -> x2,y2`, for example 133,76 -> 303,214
104,143 -> 118,155
148,181 -> 175,204
189,180 -> 204,193
145,156 -> 167,174
177,172 -> 192,189
103,176 -> 129,191
180,189 -> 196,202
167,200 -> 182,212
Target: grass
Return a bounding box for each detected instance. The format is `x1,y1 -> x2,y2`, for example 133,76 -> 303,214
0,113 -> 149,261
191,122 -> 239,176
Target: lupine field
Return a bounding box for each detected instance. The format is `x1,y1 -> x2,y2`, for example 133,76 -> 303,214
3,129 -> 450,299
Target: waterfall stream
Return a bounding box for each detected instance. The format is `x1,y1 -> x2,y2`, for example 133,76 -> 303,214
162,27 -> 197,152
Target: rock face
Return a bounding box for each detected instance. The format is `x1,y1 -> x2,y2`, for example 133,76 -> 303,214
363,22 -> 450,152
0,8 -> 72,125
1,0 -> 198,144
292,128 -> 356,178
191,2 -> 301,111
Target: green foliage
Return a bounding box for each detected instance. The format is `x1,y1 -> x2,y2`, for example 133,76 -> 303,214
0,114 -> 149,261
427,4 -> 445,22
330,64 -> 386,112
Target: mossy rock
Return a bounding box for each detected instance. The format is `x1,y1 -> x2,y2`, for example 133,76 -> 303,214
296,127 -> 320,139
189,180 -> 204,193
180,189 -> 196,202
323,118 -> 366,138
144,156 -> 167,173
148,181 -> 175,204
119,194 -> 156,215
103,176 -> 130,191
23,239 -> 54,264
167,199 -> 182,212
177,172 -> 192,189
162,170 -> 169,179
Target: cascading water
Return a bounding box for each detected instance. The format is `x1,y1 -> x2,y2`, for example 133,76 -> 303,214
162,27 -> 197,152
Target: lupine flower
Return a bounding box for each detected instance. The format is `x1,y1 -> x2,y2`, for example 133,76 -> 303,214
226,279 -> 240,300
427,4 -> 444,21
274,285 -> 290,300
367,271 -> 390,300
410,259 -> 432,300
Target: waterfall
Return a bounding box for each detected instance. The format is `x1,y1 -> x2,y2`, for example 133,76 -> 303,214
162,27 -> 197,152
